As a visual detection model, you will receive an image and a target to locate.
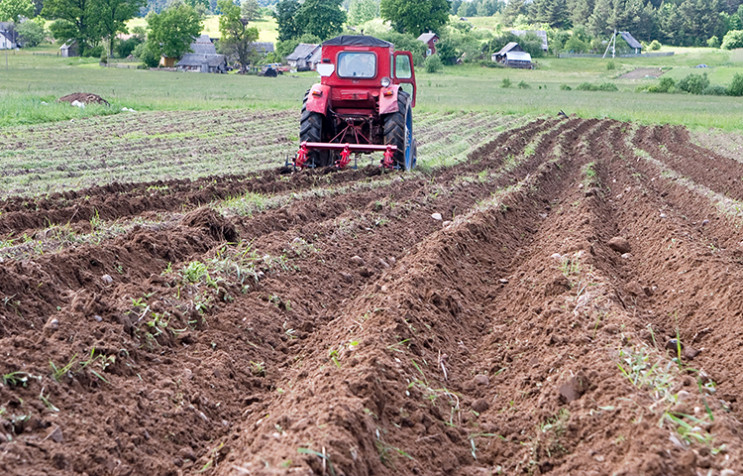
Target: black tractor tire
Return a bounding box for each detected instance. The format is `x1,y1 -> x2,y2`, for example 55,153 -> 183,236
300,91 -> 332,167
383,90 -> 416,170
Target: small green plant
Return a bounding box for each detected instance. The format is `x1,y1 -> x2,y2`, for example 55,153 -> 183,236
501,78 -> 512,88
50,354 -> 78,382
606,60 -> 615,70
517,80 -> 530,89
2,371 -> 39,387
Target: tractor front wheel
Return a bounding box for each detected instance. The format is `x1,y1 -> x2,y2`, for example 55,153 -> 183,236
300,92 -> 332,167
383,91 -> 416,171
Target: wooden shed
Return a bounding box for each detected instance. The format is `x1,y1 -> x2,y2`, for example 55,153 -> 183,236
286,43 -> 321,71
60,39 -> 79,57
492,42 -> 532,69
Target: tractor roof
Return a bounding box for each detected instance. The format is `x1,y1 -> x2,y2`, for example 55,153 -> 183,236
322,35 -> 392,48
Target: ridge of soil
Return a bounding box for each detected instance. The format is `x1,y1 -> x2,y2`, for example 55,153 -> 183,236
2,117 -> 743,475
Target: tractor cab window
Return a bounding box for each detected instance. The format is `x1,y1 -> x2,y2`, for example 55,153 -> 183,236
395,55 -> 412,79
337,52 -> 377,78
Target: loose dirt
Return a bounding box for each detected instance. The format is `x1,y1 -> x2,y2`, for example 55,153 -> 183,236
2,117 -> 743,475
58,93 -> 110,106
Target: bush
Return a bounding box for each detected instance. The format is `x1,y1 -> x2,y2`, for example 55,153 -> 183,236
707,36 -> 721,48
649,40 -> 662,51
606,60 -> 615,70
722,30 -> 743,50
677,72 -> 709,94
100,50 -> 107,64
576,82 -> 618,92
501,78 -> 512,88
85,45 -> 104,58
702,85 -> 727,96
560,84 -> 572,91
517,80 -> 530,89
424,54 -> 443,73
116,36 -> 143,58
17,20 -> 46,47
133,42 -> 160,68
728,73 -> 743,96
563,36 -> 590,53
647,76 -> 675,93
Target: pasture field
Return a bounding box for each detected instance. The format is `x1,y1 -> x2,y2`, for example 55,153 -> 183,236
2,44 -> 743,129
3,34 -> 743,476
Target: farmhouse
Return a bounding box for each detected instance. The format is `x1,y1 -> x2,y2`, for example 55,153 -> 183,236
250,42 -> 275,55
286,43 -> 321,71
0,22 -> 18,49
492,42 -> 532,69
510,29 -> 549,52
176,35 -> 227,73
417,31 -> 439,57
60,39 -> 79,57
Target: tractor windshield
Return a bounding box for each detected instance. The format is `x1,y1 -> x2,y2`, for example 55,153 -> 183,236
337,52 -> 377,79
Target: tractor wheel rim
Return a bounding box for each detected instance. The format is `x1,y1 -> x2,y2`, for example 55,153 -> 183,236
404,107 -> 413,170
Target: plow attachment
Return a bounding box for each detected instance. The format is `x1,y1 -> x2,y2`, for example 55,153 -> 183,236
294,142 -> 398,170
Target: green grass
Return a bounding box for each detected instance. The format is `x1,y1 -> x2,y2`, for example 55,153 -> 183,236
2,43 -> 743,130
126,15 -> 278,42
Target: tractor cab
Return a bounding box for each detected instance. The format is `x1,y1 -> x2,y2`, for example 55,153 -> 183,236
296,35 -> 418,171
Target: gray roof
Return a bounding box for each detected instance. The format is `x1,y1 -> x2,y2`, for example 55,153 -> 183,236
417,32 -> 438,43
620,31 -> 642,49
506,51 -> 531,62
287,43 -> 319,61
511,30 -> 548,51
251,42 -> 275,53
495,42 -> 522,56
177,53 -> 226,68
0,22 -> 13,32
60,39 -> 77,50
190,35 -> 217,55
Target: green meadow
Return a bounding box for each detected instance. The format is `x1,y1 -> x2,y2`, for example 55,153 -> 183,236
2,43 -> 743,130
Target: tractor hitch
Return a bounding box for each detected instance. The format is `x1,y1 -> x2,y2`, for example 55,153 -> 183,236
293,142 -> 398,170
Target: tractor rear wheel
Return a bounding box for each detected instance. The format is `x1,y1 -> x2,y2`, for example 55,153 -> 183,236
383,91 -> 416,170
300,92 -> 331,167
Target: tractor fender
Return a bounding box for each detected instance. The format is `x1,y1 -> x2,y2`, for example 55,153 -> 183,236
306,84 -> 331,114
379,84 -> 402,115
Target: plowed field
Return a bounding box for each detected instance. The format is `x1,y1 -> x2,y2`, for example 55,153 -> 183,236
2,113 -> 743,476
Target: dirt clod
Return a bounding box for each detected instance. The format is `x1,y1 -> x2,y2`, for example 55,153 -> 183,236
46,427 -> 63,443
559,374 -> 591,403
474,374 -> 489,386
58,93 -> 110,106
472,399 -> 490,413
607,236 -> 631,253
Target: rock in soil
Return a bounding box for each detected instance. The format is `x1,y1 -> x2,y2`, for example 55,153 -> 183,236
472,398 -> 490,413
474,374 -> 489,386
607,236 -> 631,253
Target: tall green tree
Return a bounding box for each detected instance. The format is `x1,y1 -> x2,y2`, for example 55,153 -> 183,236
587,0 -> 611,36
502,0 -> 527,24
0,0 -> 34,22
43,0 -> 100,55
273,0 -> 300,41
295,0 -> 345,40
97,0 -> 145,57
217,0 -> 258,72
348,0 -> 378,25
380,0 -> 450,36
145,2 -> 202,59
240,0 -> 260,20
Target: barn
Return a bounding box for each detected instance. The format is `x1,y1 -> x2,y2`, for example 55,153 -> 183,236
0,22 -> 16,49
286,43 -> 321,71
176,35 -> 227,73
492,42 -> 532,68
60,39 -> 79,57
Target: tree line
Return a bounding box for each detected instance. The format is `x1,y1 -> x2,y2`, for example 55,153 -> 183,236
503,0 -> 742,46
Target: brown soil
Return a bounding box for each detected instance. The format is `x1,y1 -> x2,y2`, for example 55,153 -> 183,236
2,118 -> 743,476
58,93 -> 110,106
619,68 -> 665,79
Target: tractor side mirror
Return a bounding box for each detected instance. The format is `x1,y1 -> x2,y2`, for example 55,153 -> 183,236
317,63 -> 335,77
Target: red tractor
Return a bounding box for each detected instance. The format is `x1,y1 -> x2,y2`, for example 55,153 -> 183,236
295,35 -> 418,171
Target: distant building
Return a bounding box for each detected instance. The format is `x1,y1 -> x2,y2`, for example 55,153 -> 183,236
510,30 -> 549,52
286,43 -> 321,71
60,39 -> 79,57
619,31 -> 642,54
417,31 -> 439,57
176,35 -> 227,73
0,22 -> 17,49
492,42 -> 532,69
250,42 -> 275,55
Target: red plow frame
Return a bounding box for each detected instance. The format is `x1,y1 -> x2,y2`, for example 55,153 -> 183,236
294,142 -> 397,170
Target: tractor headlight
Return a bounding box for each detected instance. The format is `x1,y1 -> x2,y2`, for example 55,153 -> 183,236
381,76 -> 391,87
